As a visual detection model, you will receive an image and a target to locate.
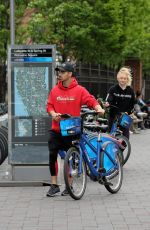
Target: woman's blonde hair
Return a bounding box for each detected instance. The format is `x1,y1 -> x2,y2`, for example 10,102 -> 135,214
117,67 -> 132,86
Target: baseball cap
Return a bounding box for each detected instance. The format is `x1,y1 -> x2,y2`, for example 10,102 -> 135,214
55,62 -> 76,75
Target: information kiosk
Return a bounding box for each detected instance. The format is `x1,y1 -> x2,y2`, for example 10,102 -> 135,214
8,45 -> 56,181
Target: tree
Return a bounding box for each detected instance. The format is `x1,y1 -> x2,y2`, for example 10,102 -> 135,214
16,0 -> 126,65
120,0 -> 150,74
0,0 -> 150,67
0,1 -> 9,63
15,0 -> 150,71
0,0 -> 30,101
0,1 -> 10,101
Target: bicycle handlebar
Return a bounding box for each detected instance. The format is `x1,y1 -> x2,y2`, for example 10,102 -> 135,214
109,104 -> 119,110
60,114 -> 71,119
60,111 -> 99,120
81,110 -> 99,120
106,104 -> 133,114
60,112 -> 107,133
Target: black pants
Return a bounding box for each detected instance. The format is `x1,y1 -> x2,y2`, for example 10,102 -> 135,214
48,130 -> 76,176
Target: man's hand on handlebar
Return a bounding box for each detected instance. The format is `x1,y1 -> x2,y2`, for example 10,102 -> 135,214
51,112 -> 61,121
96,108 -> 105,116
50,112 -> 71,121
94,105 -> 105,116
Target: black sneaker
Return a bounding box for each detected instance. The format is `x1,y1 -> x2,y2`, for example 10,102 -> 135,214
61,186 -> 74,196
46,184 -> 60,197
61,187 -> 69,196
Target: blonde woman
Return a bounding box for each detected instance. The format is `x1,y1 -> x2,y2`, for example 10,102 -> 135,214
105,67 -> 135,139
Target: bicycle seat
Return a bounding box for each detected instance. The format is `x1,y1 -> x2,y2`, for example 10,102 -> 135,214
97,118 -> 108,124
99,124 -> 108,132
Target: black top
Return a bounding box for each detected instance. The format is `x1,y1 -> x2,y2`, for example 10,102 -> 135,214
106,84 -> 135,117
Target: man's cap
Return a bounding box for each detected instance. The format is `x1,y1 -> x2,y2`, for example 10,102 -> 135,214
55,62 -> 76,75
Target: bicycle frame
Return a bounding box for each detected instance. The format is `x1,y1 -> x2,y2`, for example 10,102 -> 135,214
110,119 -> 120,136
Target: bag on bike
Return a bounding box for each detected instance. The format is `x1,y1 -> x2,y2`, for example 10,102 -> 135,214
119,114 -> 133,129
60,117 -> 81,136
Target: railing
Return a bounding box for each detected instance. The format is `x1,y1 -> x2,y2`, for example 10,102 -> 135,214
75,63 -> 117,98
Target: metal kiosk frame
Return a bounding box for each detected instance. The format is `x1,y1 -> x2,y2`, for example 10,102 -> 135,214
7,45 -> 56,183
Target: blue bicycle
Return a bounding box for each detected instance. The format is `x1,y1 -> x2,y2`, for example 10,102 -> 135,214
96,105 -> 132,165
60,112 -> 123,200
106,105 -> 132,165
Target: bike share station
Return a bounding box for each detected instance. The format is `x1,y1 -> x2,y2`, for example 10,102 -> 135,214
7,45 -> 56,184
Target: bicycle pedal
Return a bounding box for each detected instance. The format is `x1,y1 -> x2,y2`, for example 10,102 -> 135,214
98,177 -> 105,185
98,167 -> 106,173
98,177 -> 113,186
104,181 -> 113,186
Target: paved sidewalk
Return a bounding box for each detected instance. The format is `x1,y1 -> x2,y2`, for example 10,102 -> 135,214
0,130 -> 150,230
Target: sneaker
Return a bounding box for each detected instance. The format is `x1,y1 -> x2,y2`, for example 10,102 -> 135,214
61,187 -> 69,196
61,186 -> 74,196
46,184 -> 60,197
133,129 -> 140,134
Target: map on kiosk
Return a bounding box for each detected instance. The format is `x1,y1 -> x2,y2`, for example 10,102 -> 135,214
14,66 -> 49,116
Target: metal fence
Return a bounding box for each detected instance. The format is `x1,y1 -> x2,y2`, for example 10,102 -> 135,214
75,63 -> 150,101
1,62 -> 150,102
75,63 -> 117,99
144,77 -> 150,101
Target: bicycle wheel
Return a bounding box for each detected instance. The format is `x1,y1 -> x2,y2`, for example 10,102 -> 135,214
116,135 -> 131,165
0,127 -> 8,165
103,150 -> 123,194
64,147 -> 87,200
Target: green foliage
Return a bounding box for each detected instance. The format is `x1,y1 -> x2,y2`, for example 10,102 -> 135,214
0,1 -> 9,63
1,0 -> 150,73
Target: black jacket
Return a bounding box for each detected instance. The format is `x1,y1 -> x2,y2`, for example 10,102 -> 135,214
106,84 -> 135,118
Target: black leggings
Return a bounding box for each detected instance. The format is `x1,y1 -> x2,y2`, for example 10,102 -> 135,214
49,150 -> 58,176
48,130 -> 74,176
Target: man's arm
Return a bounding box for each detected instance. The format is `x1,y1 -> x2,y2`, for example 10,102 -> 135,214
94,104 -> 105,115
46,91 -> 61,121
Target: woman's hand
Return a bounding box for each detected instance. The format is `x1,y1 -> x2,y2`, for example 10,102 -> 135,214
104,101 -> 110,107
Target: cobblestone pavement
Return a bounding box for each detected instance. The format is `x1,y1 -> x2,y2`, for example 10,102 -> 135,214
0,130 -> 150,230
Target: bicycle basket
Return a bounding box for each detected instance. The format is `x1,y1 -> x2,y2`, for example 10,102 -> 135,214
119,114 -> 133,129
60,117 -> 81,136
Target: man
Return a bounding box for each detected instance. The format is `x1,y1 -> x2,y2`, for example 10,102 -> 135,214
46,62 -> 105,197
